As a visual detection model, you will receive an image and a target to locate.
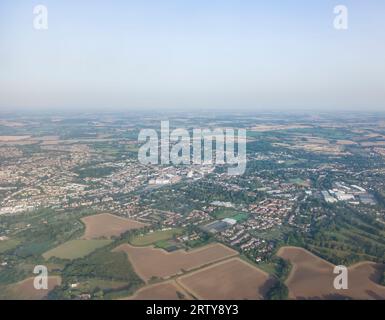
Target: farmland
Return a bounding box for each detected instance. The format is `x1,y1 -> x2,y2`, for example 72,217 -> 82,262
212,208 -> 245,220
43,240 -> 112,260
0,239 -> 20,254
114,243 -> 238,282
0,135 -> 31,142
126,281 -> 192,300
178,258 -> 274,300
2,112 -> 385,300
277,246 -> 385,299
129,228 -> 184,246
0,276 -> 61,300
81,213 -> 147,239
74,279 -> 128,293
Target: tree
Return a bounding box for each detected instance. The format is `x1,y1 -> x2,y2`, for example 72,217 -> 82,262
265,281 -> 289,300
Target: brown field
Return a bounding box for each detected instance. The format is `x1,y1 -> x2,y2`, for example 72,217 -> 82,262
125,281 -> 192,300
336,140 -> 358,145
274,135 -> 356,155
3,276 -> 61,300
289,143 -> 348,155
178,258 -> 274,300
277,246 -> 385,300
40,140 -> 62,146
294,136 -> 329,144
361,141 -> 385,147
354,133 -> 384,141
374,148 -> 385,157
0,135 -> 31,141
30,135 -> 60,141
30,136 -> 60,145
114,243 -> 238,281
0,120 -> 25,127
250,124 -> 311,132
81,213 -> 147,239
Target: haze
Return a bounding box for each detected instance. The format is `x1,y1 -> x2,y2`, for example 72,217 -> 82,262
0,0 -> 384,111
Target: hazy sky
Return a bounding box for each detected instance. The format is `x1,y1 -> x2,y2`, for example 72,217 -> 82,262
0,0 -> 384,111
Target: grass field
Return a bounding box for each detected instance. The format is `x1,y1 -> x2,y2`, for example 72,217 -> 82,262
0,239 -> 20,253
231,213 -> 249,222
153,239 -> 182,251
125,144 -> 139,152
289,178 -> 310,187
212,208 -> 239,219
153,239 -> 171,249
43,240 -> 112,260
254,261 -> 277,275
130,228 -> 184,246
75,279 -> 128,292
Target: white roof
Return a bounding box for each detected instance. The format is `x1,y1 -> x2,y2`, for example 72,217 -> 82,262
223,218 -> 237,225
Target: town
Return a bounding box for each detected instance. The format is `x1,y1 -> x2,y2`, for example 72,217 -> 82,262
1,112 -> 385,300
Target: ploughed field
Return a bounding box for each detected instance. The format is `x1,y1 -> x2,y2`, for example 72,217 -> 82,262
125,281 -> 192,300
42,213 -> 146,260
277,246 -> 385,300
118,243 -> 274,300
81,213 -> 147,239
178,258 -> 274,300
114,243 -> 238,281
0,276 -> 61,300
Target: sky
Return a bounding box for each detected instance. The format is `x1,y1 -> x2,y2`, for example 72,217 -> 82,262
0,0 -> 384,112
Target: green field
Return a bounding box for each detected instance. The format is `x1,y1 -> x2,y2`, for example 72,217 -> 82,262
43,240 -> 112,260
153,239 -> 172,249
231,213 -> 250,222
212,208 -> 250,222
212,208 -> 242,219
0,239 -> 20,253
130,228 -> 184,246
125,144 -> 139,152
152,239 -> 183,251
76,279 -> 128,292
289,178 -> 310,187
